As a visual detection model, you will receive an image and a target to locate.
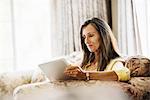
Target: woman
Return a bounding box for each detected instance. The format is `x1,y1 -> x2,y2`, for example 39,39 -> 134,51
64,18 -> 130,81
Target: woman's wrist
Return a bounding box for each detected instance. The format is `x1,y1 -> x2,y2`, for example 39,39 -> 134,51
86,72 -> 90,80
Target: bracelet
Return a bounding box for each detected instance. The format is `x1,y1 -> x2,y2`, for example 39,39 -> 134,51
86,72 -> 90,80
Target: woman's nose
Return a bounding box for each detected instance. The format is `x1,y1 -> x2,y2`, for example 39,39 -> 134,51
85,37 -> 90,44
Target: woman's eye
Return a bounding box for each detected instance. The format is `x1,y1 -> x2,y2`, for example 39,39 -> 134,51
82,34 -> 94,39
89,34 -> 94,37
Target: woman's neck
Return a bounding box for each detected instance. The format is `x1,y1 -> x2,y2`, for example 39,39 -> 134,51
94,50 -> 100,63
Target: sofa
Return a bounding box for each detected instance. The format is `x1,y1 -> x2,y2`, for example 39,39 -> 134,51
0,52 -> 150,100
0,69 -> 47,100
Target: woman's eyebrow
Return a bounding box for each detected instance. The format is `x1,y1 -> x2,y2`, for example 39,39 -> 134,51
82,33 -> 89,37
82,32 -> 96,37
83,32 -> 95,35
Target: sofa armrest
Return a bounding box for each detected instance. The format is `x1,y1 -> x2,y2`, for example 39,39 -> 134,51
13,81 -> 65,100
13,80 -> 130,100
129,77 -> 150,91
0,70 -> 33,96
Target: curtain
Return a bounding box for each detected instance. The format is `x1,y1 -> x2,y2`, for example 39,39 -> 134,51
0,0 -> 111,73
50,0 -> 111,57
0,0 -> 52,73
117,0 -> 150,58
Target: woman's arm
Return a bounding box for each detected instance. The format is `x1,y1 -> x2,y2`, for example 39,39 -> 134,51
86,71 -> 118,81
64,65 -> 118,81
64,61 -> 130,81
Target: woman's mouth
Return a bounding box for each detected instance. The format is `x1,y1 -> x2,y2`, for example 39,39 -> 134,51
87,44 -> 93,48
87,44 -> 96,52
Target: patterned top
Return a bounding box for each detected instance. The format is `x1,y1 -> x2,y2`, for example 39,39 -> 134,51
83,58 -> 130,81
82,62 -> 98,71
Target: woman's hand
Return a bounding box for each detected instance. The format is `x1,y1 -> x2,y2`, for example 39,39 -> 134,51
64,65 -> 86,80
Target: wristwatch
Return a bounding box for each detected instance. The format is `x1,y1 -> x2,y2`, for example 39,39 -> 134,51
86,72 -> 90,80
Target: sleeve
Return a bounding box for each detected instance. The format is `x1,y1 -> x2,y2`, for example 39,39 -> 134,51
112,62 -> 130,81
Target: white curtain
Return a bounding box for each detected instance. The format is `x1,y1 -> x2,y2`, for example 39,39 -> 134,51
117,0 -> 150,58
0,0 -> 52,73
0,0 -> 111,73
50,0 -> 111,57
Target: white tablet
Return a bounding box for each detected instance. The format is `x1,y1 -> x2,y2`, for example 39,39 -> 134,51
39,58 -> 69,81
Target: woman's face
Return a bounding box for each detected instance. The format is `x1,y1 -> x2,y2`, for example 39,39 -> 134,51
82,24 -> 101,53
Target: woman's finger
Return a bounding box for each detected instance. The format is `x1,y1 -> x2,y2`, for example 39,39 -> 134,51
64,69 -> 79,77
66,65 -> 79,70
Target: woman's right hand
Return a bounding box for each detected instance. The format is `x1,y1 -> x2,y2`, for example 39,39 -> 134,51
64,65 -> 86,80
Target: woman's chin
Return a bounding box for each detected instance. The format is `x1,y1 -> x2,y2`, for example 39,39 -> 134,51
88,49 -> 96,52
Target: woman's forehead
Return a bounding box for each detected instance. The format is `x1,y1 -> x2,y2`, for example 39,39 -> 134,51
82,24 -> 98,35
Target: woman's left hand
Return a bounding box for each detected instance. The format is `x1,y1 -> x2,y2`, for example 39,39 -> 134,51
64,65 -> 86,80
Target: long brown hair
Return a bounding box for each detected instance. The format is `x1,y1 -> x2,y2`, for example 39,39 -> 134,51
80,18 -> 120,71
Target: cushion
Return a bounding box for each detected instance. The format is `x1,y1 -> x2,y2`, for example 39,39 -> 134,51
125,55 -> 150,77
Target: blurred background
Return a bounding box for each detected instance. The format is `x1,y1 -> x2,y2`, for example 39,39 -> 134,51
0,0 -> 150,73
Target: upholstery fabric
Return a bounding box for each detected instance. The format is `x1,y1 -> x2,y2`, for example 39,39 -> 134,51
0,52 -> 150,100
